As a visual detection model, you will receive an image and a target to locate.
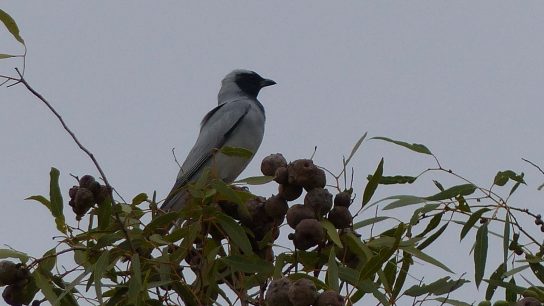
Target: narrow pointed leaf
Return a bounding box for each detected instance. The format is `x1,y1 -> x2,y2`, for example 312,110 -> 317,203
418,223 -> 448,250
368,175 -> 416,185
485,263 -> 506,300
382,195 -> 426,210
345,132 -> 367,165
460,208 -> 490,241
235,175 -> 274,185
49,168 -> 67,233
433,298 -> 471,306
362,158 -> 383,207
0,53 -> 17,59
353,216 -> 391,229
128,254 -> 142,304
25,195 -> 51,209
371,136 -> 432,155
34,270 -> 58,304
215,212 -> 252,254
474,223 -> 489,287
327,248 -> 339,291
322,220 -> 342,248
220,146 -> 253,159
402,246 -> 453,273
503,214 -> 510,266
425,183 -> 476,201
0,9 -> 24,44
131,193 -> 148,205
0,249 -> 29,263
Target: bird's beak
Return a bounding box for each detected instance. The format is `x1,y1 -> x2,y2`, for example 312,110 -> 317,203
260,78 -> 276,88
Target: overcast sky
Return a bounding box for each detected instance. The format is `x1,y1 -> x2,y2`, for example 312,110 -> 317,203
1,2 -> 543,304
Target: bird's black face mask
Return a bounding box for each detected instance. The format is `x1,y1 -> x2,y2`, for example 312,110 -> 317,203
235,71 -> 275,98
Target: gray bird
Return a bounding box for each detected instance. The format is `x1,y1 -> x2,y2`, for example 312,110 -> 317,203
161,69 -> 276,213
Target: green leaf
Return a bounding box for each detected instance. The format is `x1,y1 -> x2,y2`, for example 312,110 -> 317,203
433,297 -> 472,306
485,263 -> 506,300
362,158 -> 384,207
96,195 -> 112,230
0,248 -> 29,263
371,136 -> 432,155
493,170 -> 526,186
460,208 -> 490,241
474,222 -> 489,288
418,223 -> 448,251
425,183 -> 476,201
215,212 -> 252,254
93,250 -> 111,304
327,248 -> 339,291
34,270 -> 59,305
49,167 -> 67,233
25,195 -> 51,209
503,214 -> 510,267
39,248 -> 57,274
382,195 -> 426,210
322,220 -> 343,248
131,193 -> 148,205
368,175 -> 416,185
144,212 -> 179,236
417,213 -> 443,238
0,9 -> 24,44
392,253 -> 412,298
220,255 -> 273,274
234,175 -> 274,185
506,277 -> 517,302
404,277 -> 469,297
528,256 -> 544,284
220,146 -> 253,159
502,265 -> 529,278
128,254 -> 142,305
345,132 -> 367,165
211,179 -> 242,204
0,53 -> 17,59
402,246 -> 453,273
353,216 -> 391,230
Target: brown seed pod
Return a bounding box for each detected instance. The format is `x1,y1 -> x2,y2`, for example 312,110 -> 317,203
274,166 -> 289,185
293,219 -> 325,250
334,191 -> 351,207
316,290 -> 344,306
78,175 -> 96,189
286,204 -> 316,229
265,277 -> 293,306
287,159 -> 326,191
2,284 -> 25,306
0,261 -> 18,286
261,153 -> 288,176
328,206 -> 353,229
68,186 -> 79,199
304,188 -> 333,216
278,183 -> 303,201
288,278 -> 318,306
516,297 -> 541,306
218,199 -> 240,220
264,195 -> 289,219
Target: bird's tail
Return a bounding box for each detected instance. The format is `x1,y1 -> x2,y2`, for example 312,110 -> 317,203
160,187 -> 192,212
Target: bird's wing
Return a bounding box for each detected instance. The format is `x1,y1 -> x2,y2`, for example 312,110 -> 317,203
161,99 -> 252,210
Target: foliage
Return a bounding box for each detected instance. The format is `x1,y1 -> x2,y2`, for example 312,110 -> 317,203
2,8 -> 544,306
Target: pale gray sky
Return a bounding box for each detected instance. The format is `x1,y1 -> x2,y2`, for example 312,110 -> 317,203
1,2 -> 543,304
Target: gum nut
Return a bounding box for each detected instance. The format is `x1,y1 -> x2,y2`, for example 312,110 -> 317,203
294,219 -> 325,250
218,200 -> 240,220
78,175 -> 96,189
68,186 -> 79,199
287,159 -> 326,190
334,191 -> 351,207
2,284 -> 25,306
75,188 -> 95,209
286,204 -> 316,229
328,206 -> 353,229
265,195 -> 289,219
288,278 -> 318,306
95,185 -> 110,205
0,261 -> 18,286
316,290 -> 344,306
274,166 -> 289,185
242,197 -> 270,228
265,277 -> 293,306
88,180 -> 101,196
304,188 -> 333,216
516,297 -> 542,306
261,153 -> 288,176
278,183 -> 303,201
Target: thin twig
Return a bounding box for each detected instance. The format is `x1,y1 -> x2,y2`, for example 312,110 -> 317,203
522,158 -> 544,176
14,68 -> 135,253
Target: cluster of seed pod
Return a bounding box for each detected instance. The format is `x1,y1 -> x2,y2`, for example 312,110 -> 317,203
265,277 -> 344,306
260,154 -> 354,251
0,260 -> 31,306
68,175 -> 110,220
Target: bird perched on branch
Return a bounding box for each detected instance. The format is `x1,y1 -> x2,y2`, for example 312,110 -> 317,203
161,69 -> 276,213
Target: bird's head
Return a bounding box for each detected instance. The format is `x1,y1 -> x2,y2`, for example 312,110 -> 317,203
218,69 -> 276,101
